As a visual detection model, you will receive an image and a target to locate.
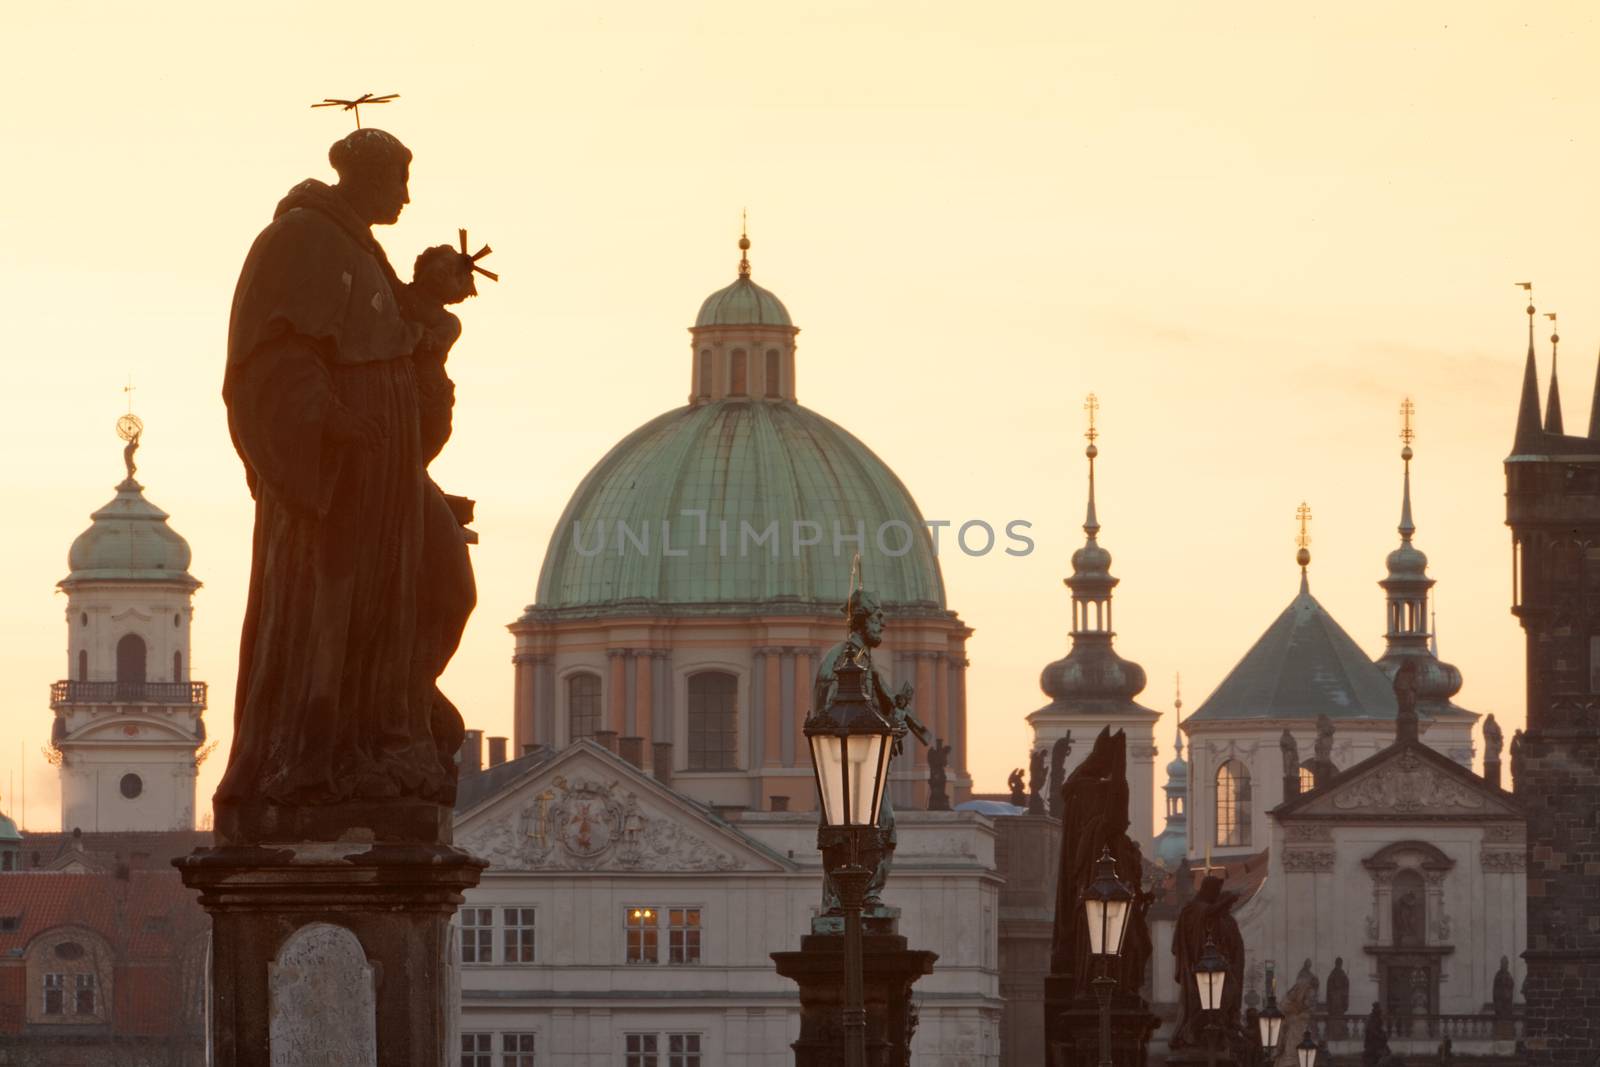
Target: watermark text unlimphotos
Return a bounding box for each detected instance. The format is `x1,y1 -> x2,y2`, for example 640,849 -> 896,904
567,512 -> 1035,559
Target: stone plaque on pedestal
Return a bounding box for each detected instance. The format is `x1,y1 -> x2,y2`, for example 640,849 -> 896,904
269,922 -> 376,1066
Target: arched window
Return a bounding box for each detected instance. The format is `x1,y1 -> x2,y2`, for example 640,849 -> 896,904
687,671 -> 738,771
77,650 -> 88,682
1392,869 -> 1426,947
567,673 -> 602,742
116,634 -> 146,690
173,651 -> 183,682
1214,760 -> 1251,847
765,349 -> 781,397
1167,793 -> 1184,818
729,349 -> 748,396
1298,766 -> 1317,793
697,350 -> 711,398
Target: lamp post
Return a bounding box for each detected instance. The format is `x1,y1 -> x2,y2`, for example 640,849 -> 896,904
1194,934 -> 1229,1067
1081,847 -> 1134,1067
804,641 -> 896,1067
1295,1029 -> 1318,1067
1257,961 -> 1283,1067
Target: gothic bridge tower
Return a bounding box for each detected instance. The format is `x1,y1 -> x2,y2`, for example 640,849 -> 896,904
1504,295 -> 1600,1064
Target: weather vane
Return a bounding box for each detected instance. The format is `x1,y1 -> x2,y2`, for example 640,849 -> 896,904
1400,396 -> 1415,448
1083,393 -> 1099,444
1296,502 -> 1312,550
738,209 -> 751,278
117,377 -> 143,482
458,229 -> 498,282
1547,312 -> 1559,355
311,92 -> 399,130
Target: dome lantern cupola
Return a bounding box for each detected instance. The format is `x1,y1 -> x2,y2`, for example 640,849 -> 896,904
688,224 -> 800,405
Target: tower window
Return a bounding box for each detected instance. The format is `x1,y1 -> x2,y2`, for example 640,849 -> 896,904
77,650 -> 87,682
729,349 -> 748,396
687,671 -> 738,771
1214,759 -> 1251,847
765,349 -> 781,397
173,613 -> 180,628
120,773 -> 143,800
80,612 -> 88,628
116,634 -> 146,687
568,672 -> 602,742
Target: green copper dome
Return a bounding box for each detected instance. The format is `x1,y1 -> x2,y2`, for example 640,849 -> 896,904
63,478 -> 197,589
0,811 -> 19,843
695,276 -> 792,328
532,400 -> 946,616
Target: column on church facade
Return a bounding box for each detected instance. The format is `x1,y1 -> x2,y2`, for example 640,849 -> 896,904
950,655 -> 968,778
608,649 -> 628,735
779,649 -> 797,767
749,648 -> 766,773
913,652 -> 937,770
513,652 -> 535,752
537,658 -> 555,749
932,649 -> 948,751
634,651 -> 654,763
791,647 -> 812,770
762,648 -> 783,767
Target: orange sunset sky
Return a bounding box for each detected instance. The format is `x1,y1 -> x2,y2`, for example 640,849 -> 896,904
4,3 -> 1598,829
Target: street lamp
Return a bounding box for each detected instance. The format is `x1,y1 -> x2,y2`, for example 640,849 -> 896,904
1258,961 -> 1284,1066
805,642 -> 896,1067
1081,847 -> 1133,1067
1194,935 -> 1229,1067
1295,1029 -> 1318,1067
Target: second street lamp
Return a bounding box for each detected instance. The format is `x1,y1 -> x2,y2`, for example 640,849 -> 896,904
1257,961 -> 1284,1067
1295,1029 -> 1319,1067
1194,935 -> 1229,1067
1081,847 -> 1133,1067
804,641 -> 896,1067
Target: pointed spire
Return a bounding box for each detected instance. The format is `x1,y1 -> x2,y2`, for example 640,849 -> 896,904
1296,502 -> 1313,593
1399,397 -> 1416,542
1172,673 -> 1184,759
1430,609 -> 1439,656
1587,344 -> 1600,439
1545,312 -> 1565,433
738,210 -> 751,278
1513,284 -> 1544,450
1083,393 -> 1100,538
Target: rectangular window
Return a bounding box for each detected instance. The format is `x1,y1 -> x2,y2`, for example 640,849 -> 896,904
43,973 -> 64,1015
501,1032 -> 535,1067
460,1033 -> 492,1067
668,908 -> 701,964
460,907 -> 494,964
74,973 -> 96,1015
625,907 -> 659,964
625,1034 -> 659,1067
502,907 -> 536,964
668,1033 -> 702,1067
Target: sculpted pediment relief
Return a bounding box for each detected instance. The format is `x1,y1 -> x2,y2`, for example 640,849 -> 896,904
457,758 -> 784,874
1291,749 -> 1518,819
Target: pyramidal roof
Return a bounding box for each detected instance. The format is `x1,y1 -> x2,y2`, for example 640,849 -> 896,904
1188,576 -> 1399,723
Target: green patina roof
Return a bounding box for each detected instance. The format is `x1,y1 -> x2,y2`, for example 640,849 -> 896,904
1187,577 -> 1398,723
63,478 -> 197,588
695,276 -> 792,328
0,812 -> 19,843
532,400 -> 946,615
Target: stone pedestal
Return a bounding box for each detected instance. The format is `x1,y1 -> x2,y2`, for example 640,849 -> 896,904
772,922 -> 936,1067
1044,975 -> 1160,1067
176,805 -> 484,1067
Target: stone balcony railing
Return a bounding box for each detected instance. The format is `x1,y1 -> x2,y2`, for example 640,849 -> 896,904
1316,1010 -> 1522,1043
50,680 -> 208,710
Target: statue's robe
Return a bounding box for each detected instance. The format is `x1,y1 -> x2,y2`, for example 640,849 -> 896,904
217,179 -> 472,808
1170,877 -> 1246,1049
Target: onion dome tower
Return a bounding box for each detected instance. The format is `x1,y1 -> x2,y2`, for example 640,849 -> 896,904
1152,677 -> 1190,870
51,412 -> 206,832
513,229 -> 969,811
1026,395 -> 1159,851
1373,399 -> 1477,765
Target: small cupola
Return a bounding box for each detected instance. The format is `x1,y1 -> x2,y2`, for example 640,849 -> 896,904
687,225 -> 801,405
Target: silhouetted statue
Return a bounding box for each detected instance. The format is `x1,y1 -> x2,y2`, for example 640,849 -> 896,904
218,128 -> 478,818
1277,965 -> 1318,1067
1483,713 -> 1503,761
814,589 -> 929,911
1493,956 -> 1515,1036
1395,888 -> 1425,947
1509,729 -> 1525,792
1326,956 -> 1350,1038
1437,1035 -> 1454,1066
927,737 -> 952,811
1306,714 -> 1339,787
1049,733 -> 1073,815
1362,1002 -> 1392,1067
1028,746 -> 1048,814
1280,729 -> 1301,797
1008,768 -> 1027,807
1170,875 -> 1246,1052
1048,727 -> 1153,1002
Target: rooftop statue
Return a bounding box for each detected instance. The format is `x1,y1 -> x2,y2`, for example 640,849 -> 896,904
1170,875 -> 1247,1054
217,129 -> 482,826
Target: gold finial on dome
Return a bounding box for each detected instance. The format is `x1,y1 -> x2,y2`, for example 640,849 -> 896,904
1295,501 -> 1312,570
738,209 -> 751,278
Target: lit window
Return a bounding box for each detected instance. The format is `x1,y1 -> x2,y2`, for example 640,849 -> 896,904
668,1034 -> 702,1067
43,973 -> 64,1015
74,974 -> 95,1016
1298,766 -> 1317,792
460,907 -> 494,964
625,907 -> 659,964
1214,760 -> 1252,848
568,673 -> 601,742
668,908 -> 701,965
460,1033 -> 492,1067
502,908 -> 535,964
687,672 -> 738,771
626,1034 -> 659,1067
501,1032 -> 535,1067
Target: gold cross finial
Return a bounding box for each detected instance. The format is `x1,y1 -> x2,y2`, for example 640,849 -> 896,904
1083,393 -> 1099,444
1296,502 -> 1312,549
738,210 -> 751,278
1400,397 -> 1415,447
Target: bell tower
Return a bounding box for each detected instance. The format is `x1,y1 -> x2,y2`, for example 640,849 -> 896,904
51,412 -> 206,832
